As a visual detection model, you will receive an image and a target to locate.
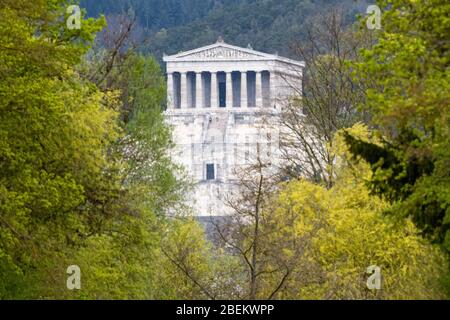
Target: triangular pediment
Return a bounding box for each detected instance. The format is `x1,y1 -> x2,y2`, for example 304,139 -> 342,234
164,42 -> 273,61
163,39 -> 305,68
178,45 -> 266,60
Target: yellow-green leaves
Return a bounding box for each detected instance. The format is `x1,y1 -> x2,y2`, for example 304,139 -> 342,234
348,0 -> 450,256
259,125 -> 448,299
0,0 -> 121,298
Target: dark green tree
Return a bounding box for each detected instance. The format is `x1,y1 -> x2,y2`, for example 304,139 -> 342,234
344,0 -> 450,253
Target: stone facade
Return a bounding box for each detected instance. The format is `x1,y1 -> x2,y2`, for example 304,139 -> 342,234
164,38 -> 304,216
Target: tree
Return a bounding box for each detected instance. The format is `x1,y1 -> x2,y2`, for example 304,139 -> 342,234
210,148 -> 284,300
260,124 -> 448,299
204,124 -> 448,300
58,12 -> 198,300
344,0 -> 450,254
0,0 -> 119,298
278,9 -> 372,188
135,0 -> 368,62
159,217 -> 242,300
0,0 -> 197,299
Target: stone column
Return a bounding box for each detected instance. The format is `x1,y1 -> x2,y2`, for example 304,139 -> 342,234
240,71 -> 247,108
268,71 -> 274,108
180,72 -> 188,109
211,72 -> 218,109
255,71 -> 262,108
166,72 -> 174,109
195,72 -> 202,108
226,72 -> 233,108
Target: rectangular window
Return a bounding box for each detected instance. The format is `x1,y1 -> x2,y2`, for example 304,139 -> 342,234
206,163 -> 215,180
234,114 -> 244,121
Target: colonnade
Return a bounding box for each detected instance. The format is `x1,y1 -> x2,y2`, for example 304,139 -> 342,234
167,70 -> 272,109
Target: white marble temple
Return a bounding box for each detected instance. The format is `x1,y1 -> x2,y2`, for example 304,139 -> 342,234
164,38 -> 304,216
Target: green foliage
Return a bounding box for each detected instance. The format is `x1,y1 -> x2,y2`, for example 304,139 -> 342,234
80,0 -> 241,31
81,0 -> 369,61
345,0 -> 450,251
157,218 -> 226,299
0,0 -> 118,298
0,0 -> 202,299
85,49 -> 191,216
259,125 -> 448,299
2,0 -> 448,301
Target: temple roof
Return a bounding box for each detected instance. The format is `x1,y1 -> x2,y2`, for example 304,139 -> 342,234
163,38 -> 305,67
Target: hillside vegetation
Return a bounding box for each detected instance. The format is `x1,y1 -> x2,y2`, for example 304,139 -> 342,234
81,0 -> 369,59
